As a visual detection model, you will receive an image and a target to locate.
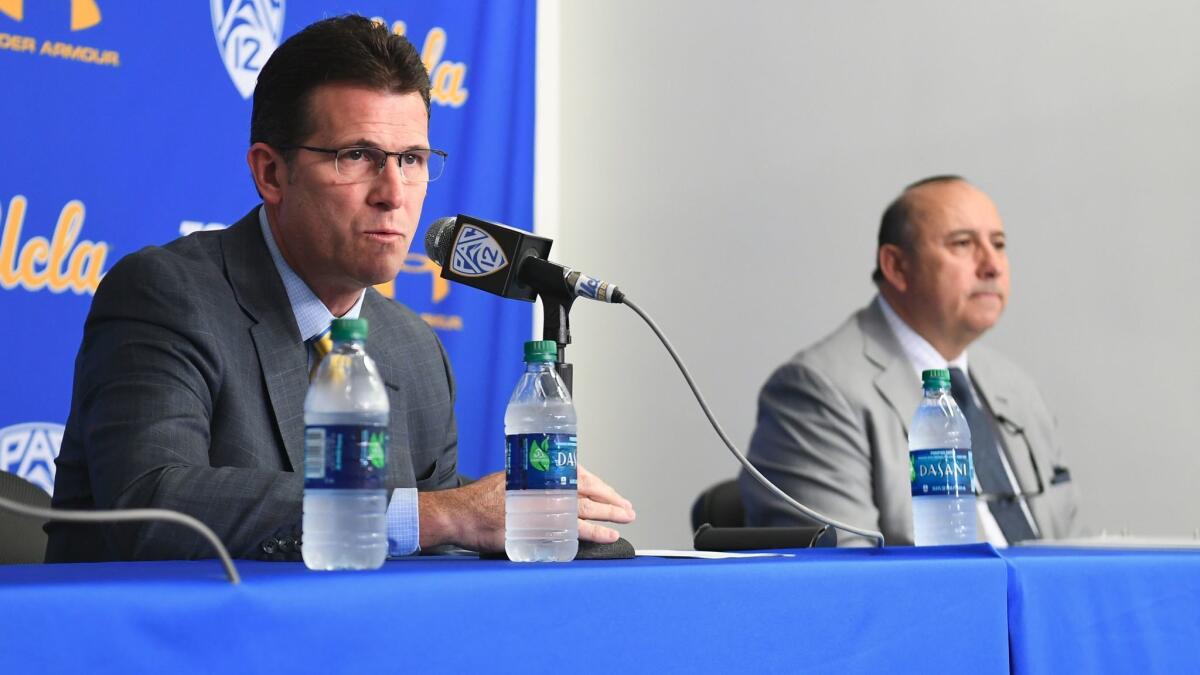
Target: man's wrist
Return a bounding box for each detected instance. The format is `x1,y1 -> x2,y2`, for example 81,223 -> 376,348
417,488 -> 457,549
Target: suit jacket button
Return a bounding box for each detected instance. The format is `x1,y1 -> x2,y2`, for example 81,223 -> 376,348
261,538 -> 278,554
279,538 -> 294,553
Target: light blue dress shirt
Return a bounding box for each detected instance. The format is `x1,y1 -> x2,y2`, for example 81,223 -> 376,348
258,207 -> 420,556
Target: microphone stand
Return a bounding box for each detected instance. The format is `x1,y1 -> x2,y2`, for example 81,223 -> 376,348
539,291 -> 574,394
536,271 -> 637,559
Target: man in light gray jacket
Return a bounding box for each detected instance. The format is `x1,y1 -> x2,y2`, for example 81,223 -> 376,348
741,176 -> 1080,546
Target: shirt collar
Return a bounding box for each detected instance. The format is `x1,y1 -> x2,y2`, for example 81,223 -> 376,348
876,294 -> 968,379
258,205 -> 365,341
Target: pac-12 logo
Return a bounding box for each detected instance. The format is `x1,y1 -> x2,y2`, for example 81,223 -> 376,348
451,226 -> 509,277
0,422 -> 63,495
211,0 -> 285,99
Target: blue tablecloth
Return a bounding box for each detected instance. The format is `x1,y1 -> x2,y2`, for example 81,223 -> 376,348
1,544 -> 1010,675
1001,547 -> 1200,674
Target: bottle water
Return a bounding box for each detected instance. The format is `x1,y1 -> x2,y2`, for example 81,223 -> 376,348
302,318 -> 389,570
909,368 -> 978,546
505,340 -> 579,562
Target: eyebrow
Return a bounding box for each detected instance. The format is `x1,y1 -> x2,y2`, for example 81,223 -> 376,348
340,138 -> 429,152
944,228 -> 1005,238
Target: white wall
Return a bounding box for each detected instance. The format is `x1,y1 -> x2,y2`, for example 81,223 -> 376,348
550,0 -> 1200,549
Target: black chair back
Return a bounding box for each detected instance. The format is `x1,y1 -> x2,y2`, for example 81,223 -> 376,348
690,479 -> 745,532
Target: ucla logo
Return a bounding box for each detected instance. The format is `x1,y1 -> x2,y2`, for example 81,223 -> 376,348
211,0 -> 285,99
0,422 -> 62,495
0,195 -> 110,295
451,226 -> 508,277
576,275 -> 601,299
377,18 -> 469,108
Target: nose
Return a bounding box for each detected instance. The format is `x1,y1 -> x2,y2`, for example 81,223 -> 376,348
977,241 -> 1004,279
368,157 -> 408,210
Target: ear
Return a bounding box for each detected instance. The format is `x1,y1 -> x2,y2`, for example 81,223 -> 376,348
247,142 -> 286,205
878,243 -> 910,293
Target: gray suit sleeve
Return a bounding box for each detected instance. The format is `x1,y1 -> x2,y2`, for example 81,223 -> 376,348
73,252 -> 301,560
741,361 -> 879,546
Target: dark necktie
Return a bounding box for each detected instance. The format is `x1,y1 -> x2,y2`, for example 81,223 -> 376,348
947,367 -> 1037,543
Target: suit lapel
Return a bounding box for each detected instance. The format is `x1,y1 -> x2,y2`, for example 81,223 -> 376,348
965,353 -> 1019,425
220,208 -> 308,473
860,300 -> 921,434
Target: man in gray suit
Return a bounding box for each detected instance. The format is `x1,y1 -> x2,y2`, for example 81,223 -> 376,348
46,16 -> 634,562
741,176 -> 1079,546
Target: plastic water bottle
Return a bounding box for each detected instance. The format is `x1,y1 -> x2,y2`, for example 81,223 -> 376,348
909,368 -> 978,546
302,318 -> 389,570
505,340 -> 579,562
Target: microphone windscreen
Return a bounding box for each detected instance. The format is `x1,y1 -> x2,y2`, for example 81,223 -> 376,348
424,217 -> 458,266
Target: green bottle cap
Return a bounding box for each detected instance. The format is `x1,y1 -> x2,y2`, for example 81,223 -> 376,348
523,340 -> 558,363
921,368 -> 950,388
330,318 -> 368,341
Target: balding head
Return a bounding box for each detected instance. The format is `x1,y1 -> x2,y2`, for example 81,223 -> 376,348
872,175 -> 965,284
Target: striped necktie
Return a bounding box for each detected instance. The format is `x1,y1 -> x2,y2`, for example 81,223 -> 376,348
308,330 -> 333,381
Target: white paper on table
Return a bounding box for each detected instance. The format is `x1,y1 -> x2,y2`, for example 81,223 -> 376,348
635,549 -> 794,559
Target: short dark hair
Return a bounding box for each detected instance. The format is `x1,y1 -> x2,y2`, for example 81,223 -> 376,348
871,175 -> 966,284
250,15 -> 431,151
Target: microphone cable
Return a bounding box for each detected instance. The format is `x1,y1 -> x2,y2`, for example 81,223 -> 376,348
0,494 -> 241,583
620,295 -> 887,548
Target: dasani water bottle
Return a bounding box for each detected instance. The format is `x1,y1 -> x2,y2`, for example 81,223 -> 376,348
505,340 -> 579,562
302,318 -> 389,570
909,368 -> 977,545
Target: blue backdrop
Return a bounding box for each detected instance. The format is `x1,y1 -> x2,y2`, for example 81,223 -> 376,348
0,0 -> 535,490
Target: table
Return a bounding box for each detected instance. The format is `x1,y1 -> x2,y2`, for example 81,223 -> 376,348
1,544 -> 1010,674
1001,547 -> 1200,674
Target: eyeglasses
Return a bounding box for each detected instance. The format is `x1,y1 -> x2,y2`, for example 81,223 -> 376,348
279,145 -> 447,184
975,414 -> 1046,503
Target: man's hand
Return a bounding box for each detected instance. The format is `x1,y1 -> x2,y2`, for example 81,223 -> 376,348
418,465 -> 636,552
577,465 -> 636,543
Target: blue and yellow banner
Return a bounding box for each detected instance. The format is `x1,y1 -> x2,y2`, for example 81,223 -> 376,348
0,0 -> 535,488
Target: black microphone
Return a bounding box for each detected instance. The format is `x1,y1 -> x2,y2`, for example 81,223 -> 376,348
424,215 -> 624,304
